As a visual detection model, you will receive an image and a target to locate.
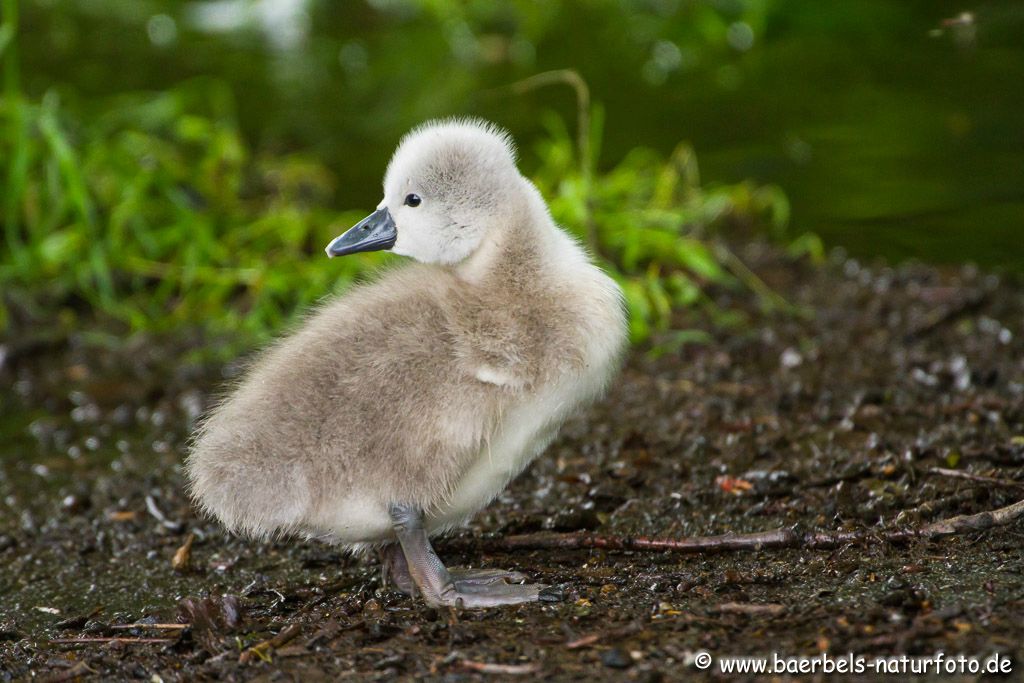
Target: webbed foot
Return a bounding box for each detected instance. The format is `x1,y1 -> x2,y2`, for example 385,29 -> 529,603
450,567 -> 529,587
386,504 -> 563,608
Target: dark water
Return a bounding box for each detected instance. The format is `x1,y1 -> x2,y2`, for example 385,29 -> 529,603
17,0 -> 1024,269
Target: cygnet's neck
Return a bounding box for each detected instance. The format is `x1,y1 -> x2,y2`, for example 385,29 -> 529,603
455,191 -> 550,290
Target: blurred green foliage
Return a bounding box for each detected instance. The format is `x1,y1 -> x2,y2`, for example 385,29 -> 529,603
12,0 -> 786,217
0,78 -> 791,349
9,0 -> 1024,277
0,80 -> 368,342
2,0 -> 807,350
5,0 -> 1020,352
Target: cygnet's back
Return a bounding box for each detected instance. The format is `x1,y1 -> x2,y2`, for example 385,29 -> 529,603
187,119 -> 626,607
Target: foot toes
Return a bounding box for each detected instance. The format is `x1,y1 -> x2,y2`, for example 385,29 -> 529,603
434,581 -> 550,608
453,578 -> 534,595
449,568 -> 530,586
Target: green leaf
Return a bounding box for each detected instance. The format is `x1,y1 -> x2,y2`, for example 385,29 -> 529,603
0,24 -> 14,57
619,278 -> 652,343
38,229 -> 82,268
677,238 -> 726,281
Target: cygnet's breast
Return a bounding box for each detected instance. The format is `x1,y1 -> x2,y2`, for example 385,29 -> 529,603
426,260 -> 626,534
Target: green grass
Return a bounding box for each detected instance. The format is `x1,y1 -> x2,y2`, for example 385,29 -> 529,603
1,6 -> 809,354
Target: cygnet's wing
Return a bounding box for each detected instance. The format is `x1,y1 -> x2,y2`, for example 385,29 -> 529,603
185,265 -> 505,540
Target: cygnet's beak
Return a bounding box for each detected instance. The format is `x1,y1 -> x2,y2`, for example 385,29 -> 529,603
325,207 -> 398,258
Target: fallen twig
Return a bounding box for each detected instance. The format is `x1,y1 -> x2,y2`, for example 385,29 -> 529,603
565,622 -> 643,649
239,623 -> 302,664
917,497 -> 1024,534
109,623 -> 189,630
564,633 -> 602,649
712,602 -> 786,617
452,497 -> 1024,555
895,490 -> 977,524
49,637 -> 174,644
926,467 -> 1024,490
460,660 -> 539,675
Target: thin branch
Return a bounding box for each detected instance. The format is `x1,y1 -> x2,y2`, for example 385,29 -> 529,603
565,622 -> 643,649
505,69 -> 599,253
508,69 -> 591,177
712,602 -> 787,617
460,660 -> 540,675
50,637 -> 174,644
926,467 -> 1024,490
895,490 -> 977,524
917,497 -> 1024,535
714,242 -> 808,317
450,497 -> 1024,556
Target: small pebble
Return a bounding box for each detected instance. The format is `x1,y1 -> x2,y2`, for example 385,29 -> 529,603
780,347 -> 803,369
601,648 -> 632,669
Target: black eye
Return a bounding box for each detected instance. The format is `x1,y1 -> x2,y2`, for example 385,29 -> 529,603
404,193 -> 422,207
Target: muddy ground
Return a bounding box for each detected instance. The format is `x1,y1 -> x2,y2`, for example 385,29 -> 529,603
2,246 -> 1023,681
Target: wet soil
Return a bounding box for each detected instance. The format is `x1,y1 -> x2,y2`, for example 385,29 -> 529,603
2,246 -> 1023,681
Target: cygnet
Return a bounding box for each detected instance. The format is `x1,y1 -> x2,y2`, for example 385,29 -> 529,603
186,119 -> 627,607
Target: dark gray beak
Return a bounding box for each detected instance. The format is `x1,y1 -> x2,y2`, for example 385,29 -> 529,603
325,207 -> 398,258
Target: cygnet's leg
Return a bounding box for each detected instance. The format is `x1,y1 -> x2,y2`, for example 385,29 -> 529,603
388,503 -> 558,608
380,543 -> 416,595
381,543 -> 525,596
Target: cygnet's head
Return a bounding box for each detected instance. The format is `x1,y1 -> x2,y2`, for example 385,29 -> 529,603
326,119 -> 524,265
